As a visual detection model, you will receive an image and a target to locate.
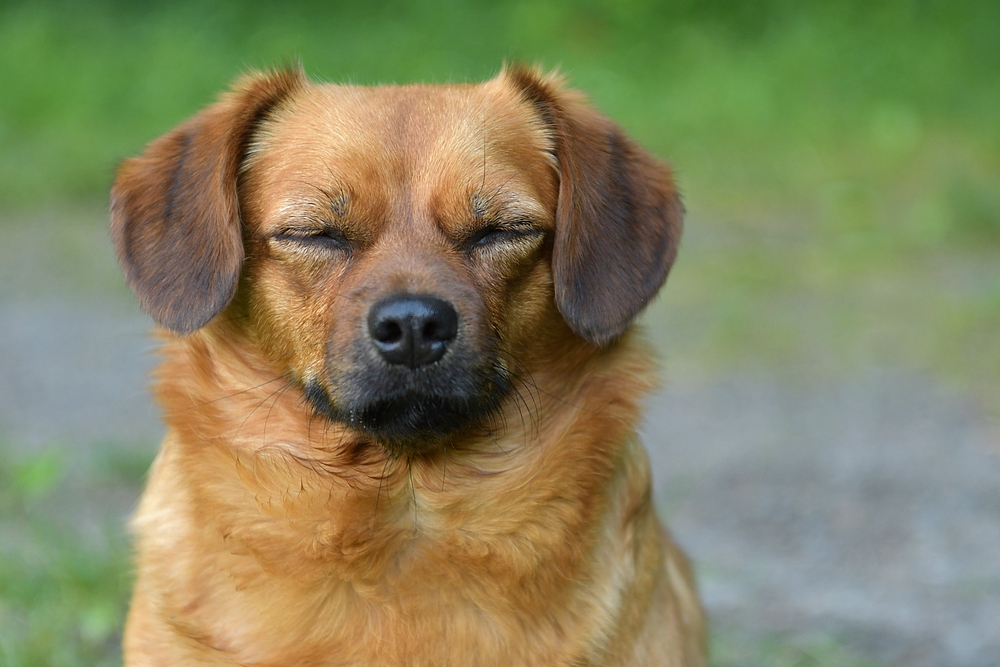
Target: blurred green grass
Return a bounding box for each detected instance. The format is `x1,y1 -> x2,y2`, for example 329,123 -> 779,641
0,444 -> 146,667
1,1 -> 998,665
2,0 -> 998,223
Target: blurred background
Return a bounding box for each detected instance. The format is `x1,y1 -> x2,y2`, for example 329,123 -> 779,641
0,1 -> 998,665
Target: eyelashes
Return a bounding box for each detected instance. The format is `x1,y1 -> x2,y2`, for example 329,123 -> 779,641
270,221 -> 544,256
271,227 -> 352,255
465,224 -> 543,251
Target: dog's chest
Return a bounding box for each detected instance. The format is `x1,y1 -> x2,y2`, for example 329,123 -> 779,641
176,468 -> 617,666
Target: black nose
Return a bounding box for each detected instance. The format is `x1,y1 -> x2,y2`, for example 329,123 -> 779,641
367,294 -> 459,368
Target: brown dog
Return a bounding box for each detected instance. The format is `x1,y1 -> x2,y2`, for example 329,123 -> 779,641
111,64 -> 705,666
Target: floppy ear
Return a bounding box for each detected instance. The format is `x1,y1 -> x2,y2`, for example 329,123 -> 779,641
110,67 -> 305,334
505,65 -> 683,347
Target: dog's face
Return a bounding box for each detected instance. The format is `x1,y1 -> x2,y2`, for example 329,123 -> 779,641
111,66 -> 682,454
238,81 -> 559,450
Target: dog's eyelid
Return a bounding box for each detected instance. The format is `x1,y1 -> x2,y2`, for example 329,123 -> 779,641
274,225 -> 330,236
465,221 -> 543,250
273,220 -> 347,237
501,217 -> 537,229
270,226 -> 353,254
482,215 -> 540,231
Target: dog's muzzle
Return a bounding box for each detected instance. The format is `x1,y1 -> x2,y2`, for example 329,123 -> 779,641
305,292 -> 509,454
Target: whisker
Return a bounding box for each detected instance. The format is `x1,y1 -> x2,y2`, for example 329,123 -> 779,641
187,373 -> 291,410
497,351 -> 543,440
262,381 -> 295,445
306,404 -> 317,443
485,334 -> 593,414
408,459 -> 418,538
334,422 -> 349,454
505,373 -> 529,448
441,445 -> 448,492
232,377 -> 294,444
478,421 -> 509,457
322,413 -> 332,446
481,336 -> 541,434
369,455 -> 393,557
513,376 -> 537,447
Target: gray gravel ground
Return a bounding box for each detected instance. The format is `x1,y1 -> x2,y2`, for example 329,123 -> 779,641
645,375 -> 1000,667
1,303 -> 997,666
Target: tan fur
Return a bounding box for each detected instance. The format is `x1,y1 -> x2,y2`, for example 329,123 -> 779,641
114,65 -> 706,666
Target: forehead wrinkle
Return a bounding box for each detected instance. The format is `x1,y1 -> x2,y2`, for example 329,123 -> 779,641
250,80 -> 555,238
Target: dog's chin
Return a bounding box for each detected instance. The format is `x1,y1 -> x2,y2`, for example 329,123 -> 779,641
302,375 -> 509,456
353,394 -> 497,453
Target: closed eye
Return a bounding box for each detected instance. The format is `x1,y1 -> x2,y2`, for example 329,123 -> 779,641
466,224 -> 543,250
271,227 -> 352,254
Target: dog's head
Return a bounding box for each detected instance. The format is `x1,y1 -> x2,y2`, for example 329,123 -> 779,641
111,65 -> 682,454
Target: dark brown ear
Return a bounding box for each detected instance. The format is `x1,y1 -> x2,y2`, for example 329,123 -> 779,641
505,65 -> 683,347
110,67 -> 305,334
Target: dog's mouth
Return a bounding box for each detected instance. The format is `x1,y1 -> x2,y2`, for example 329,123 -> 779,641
302,362 -> 511,455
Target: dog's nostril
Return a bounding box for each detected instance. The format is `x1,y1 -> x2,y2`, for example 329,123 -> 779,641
374,320 -> 403,344
423,320 -> 451,342
367,294 -> 459,369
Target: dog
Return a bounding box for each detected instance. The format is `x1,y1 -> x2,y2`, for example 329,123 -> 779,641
111,64 -> 706,666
